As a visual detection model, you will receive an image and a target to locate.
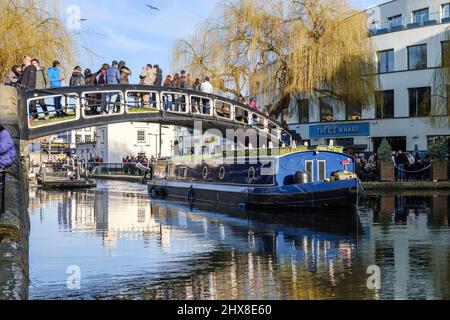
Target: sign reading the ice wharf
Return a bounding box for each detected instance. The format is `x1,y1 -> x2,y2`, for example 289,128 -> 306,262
309,122 -> 370,138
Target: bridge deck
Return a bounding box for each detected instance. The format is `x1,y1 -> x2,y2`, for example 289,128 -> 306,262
17,85 -> 291,145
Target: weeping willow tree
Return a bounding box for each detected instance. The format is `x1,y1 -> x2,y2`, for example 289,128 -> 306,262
172,0 -> 376,116
0,0 -> 75,82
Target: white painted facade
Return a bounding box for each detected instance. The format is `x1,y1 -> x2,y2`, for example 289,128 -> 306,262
285,0 -> 450,153
95,123 -> 175,163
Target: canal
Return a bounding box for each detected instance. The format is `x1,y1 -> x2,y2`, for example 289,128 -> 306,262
28,180 -> 450,300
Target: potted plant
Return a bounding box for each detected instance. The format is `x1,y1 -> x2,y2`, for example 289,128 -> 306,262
377,138 -> 395,182
428,137 -> 448,181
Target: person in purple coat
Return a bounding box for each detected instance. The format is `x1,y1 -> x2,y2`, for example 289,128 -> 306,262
0,123 -> 16,169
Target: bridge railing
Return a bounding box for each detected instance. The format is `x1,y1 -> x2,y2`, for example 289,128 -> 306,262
87,163 -> 147,176
0,170 -> 5,216
21,85 -> 291,144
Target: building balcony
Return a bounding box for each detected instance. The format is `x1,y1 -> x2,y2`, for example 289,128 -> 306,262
369,12 -> 449,37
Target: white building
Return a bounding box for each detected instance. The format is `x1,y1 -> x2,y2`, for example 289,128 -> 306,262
57,128 -> 96,148
284,0 -> 450,154
95,123 -> 175,163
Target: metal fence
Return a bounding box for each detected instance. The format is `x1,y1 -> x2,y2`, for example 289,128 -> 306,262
87,163 -> 149,176
0,170 -> 5,216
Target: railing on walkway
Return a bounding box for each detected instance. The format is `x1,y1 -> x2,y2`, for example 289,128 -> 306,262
87,163 -> 150,176
0,170 -> 5,216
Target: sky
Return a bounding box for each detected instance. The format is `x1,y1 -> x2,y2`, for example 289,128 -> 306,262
57,0 -> 388,83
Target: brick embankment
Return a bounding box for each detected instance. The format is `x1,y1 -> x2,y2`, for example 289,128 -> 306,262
0,86 -> 30,300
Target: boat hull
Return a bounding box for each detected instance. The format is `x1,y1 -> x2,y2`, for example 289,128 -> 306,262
148,179 -> 360,211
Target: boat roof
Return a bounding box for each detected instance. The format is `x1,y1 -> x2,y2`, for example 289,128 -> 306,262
162,146 -> 346,164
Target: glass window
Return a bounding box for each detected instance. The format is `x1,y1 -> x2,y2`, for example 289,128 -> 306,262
413,8 -> 429,24
408,44 -> 427,70
297,99 -> 309,123
443,4 -> 450,19
305,161 -> 314,183
409,87 -> 431,117
388,15 -> 402,28
137,130 -> 146,143
318,160 -> 326,181
375,90 -> 395,119
75,135 -> 82,144
442,41 -> 450,67
378,49 -> 394,73
378,50 -> 395,73
85,136 -> 92,143
346,101 -> 362,120
319,97 -> 334,122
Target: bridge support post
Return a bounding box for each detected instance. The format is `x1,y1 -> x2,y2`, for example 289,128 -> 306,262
0,86 -> 30,300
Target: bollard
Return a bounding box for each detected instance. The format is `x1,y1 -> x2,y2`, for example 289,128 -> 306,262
0,170 -> 5,216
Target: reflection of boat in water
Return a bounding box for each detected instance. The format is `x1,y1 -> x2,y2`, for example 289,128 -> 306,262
150,199 -> 363,257
148,146 -> 361,213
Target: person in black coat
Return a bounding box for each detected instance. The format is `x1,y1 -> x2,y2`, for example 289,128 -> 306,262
21,56 -> 37,90
154,65 -> 163,86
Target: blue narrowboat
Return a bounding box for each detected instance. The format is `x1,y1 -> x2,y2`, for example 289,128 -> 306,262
148,146 -> 361,211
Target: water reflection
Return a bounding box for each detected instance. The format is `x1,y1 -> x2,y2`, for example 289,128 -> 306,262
29,181 -> 450,300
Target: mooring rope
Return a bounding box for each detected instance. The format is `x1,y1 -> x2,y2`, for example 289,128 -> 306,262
393,164 -> 432,173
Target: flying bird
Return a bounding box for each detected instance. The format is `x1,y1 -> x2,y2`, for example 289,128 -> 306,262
79,18 -> 88,22
145,4 -> 159,11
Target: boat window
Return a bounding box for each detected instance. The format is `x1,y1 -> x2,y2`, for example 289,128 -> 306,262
318,160 -> 326,181
202,166 -> 209,180
219,167 -> 226,180
248,166 -> 256,181
178,167 -> 188,179
305,161 -> 314,183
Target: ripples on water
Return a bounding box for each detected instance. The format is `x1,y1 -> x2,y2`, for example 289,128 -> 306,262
28,180 -> 450,300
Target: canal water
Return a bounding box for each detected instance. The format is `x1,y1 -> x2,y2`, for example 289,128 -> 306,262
29,180 -> 450,300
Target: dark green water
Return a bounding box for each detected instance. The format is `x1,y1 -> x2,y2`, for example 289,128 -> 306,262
29,180 -> 450,300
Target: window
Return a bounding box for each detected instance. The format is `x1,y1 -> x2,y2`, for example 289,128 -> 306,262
137,130 -> 146,143
443,3 -> 450,20
388,15 -> 402,28
75,135 -> 82,144
442,41 -> 450,67
346,102 -> 362,121
297,99 -> 309,123
319,97 -> 334,122
305,161 -> 314,183
409,87 -> 431,117
318,160 -> 326,181
408,44 -> 427,70
85,136 -> 92,143
413,8 -> 429,24
378,49 -> 394,73
375,90 -> 395,119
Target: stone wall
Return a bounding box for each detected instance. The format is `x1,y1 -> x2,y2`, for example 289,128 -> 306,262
0,86 -> 29,300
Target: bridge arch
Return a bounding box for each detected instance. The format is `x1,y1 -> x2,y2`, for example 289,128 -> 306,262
18,85 -> 291,146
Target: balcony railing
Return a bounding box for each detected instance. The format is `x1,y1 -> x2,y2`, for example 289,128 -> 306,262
369,12 -> 450,36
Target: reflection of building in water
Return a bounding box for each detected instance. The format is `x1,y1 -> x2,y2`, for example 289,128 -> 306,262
365,194 -> 450,299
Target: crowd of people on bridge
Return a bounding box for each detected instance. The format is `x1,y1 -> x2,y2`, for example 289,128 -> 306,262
2,56 -> 276,123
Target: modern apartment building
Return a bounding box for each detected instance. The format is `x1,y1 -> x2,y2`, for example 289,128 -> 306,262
284,0 -> 450,154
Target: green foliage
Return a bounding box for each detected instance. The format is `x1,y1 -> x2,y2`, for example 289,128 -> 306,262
377,138 -> 392,162
428,137 -> 448,161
